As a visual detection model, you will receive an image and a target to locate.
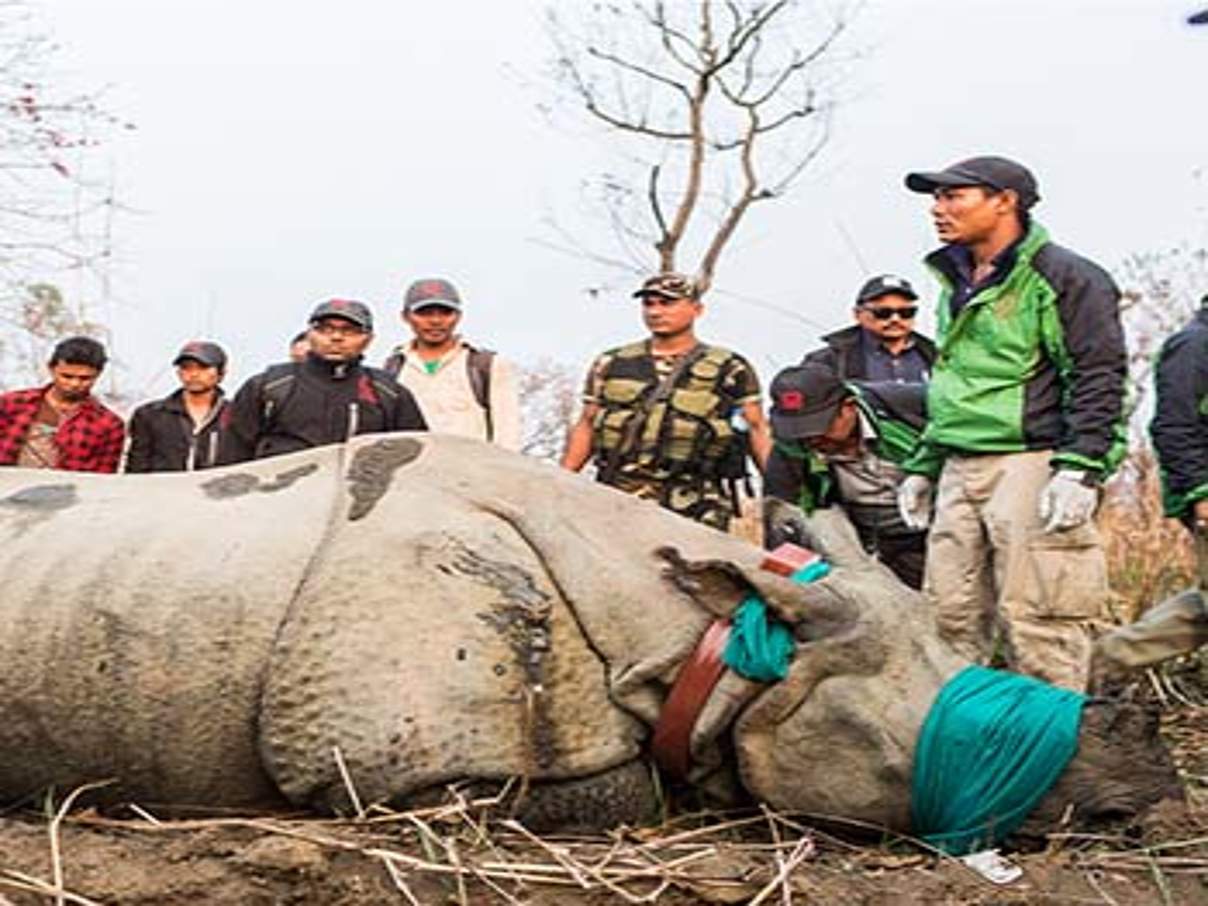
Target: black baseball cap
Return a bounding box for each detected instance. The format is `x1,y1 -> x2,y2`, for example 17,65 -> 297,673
1189,9 -> 1208,24
905,155 -> 1040,210
309,298 -> 373,331
769,364 -> 850,439
856,274 -> 917,306
173,340 -> 227,369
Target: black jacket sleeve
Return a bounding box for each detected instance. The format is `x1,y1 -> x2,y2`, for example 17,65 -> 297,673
216,375 -> 266,465
124,405 -> 155,473
1037,245 -> 1128,474
1151,320 -> 1208,506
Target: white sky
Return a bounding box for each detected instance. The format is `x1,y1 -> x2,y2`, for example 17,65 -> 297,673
35,0 -> 1208,398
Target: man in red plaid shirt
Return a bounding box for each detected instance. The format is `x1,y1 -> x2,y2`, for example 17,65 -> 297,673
0,336 -> 125,473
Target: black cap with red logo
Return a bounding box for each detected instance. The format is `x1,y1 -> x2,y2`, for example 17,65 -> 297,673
769,363 -> 849,439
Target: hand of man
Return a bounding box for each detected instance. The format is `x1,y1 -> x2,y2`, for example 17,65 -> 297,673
897,475 -> 934,530
1038,470 -> 1098,534
1193,498 -> 1208,529
764,503 -> 808,551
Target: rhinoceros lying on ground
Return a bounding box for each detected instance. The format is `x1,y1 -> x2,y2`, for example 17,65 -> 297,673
0,434 -> 1180,837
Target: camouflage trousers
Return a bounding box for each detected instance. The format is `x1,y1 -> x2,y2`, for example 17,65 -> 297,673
926,450 -> 1107,692
601,474 -> 734,532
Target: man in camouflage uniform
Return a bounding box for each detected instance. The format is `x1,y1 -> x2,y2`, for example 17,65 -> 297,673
560,272 -> 771,531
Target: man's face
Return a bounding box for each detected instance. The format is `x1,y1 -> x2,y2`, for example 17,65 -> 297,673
805,399 -> 860,456
176,360 -> 222,395
854,292 -> 918,343
404,305 -> 461,347
640,294 -> 701,337
930,185 -> 1012,245
49,362 -> 100,403
308,317 -> 373,362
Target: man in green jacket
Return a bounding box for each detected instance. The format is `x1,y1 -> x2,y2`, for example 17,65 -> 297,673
764,363 -> 928,589
896,156 -> 1127,691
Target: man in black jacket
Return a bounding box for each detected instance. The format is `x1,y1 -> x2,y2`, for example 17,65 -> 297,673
218,300 -> 427,464
1093,294 -> 1208,677
126,341 -> 229,473
1152,296 -> 1208,528
803,274 -> 936,382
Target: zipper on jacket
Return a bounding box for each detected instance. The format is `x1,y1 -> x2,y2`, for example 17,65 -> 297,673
346,402 -> 360,441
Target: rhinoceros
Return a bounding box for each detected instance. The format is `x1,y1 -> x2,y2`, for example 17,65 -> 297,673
0,434 -> 1180,840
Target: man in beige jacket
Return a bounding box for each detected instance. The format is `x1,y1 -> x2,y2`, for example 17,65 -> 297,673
384,278 -> 522,451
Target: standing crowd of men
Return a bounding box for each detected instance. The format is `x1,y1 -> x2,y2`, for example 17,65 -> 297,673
2,154 -> 1204,693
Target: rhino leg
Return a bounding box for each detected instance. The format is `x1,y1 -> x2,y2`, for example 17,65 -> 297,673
311,759 -> 657,831
513,760 -> 658,832
1018,698 -> 1183,837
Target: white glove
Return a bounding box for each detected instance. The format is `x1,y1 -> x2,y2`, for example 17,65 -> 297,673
1038,470 -> 1098,533
897,475 -> 934,530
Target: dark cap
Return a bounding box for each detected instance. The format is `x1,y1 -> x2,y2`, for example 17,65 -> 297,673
769,364 -> 850,439
1190,9 -> 1208,24
905,155 -> 1040,210
173,340 -> 227,369
404,278 -> 462,312
856,274 -> 917,305
309,298 -> 373,331
633,272 -> 699,301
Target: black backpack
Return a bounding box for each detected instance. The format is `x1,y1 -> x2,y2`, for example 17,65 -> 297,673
382,346 -> 496,441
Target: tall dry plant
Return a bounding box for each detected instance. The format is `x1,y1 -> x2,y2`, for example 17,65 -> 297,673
1100,450 -> 1195,623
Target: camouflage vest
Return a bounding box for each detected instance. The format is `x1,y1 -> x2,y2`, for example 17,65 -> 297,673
592,341 -> 741,482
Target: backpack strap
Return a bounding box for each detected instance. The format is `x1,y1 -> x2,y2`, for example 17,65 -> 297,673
382,347 -> 406,378
260,362 -> 299,430
464,346 -> 495,442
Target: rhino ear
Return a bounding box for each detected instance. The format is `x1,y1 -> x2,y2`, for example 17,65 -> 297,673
762,498 -> 871,571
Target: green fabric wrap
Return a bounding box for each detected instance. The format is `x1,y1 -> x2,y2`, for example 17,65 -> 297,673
911,665 -> 1085,855
722,560 -> 830,682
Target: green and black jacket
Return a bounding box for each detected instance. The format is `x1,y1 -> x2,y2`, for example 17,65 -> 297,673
765,381 -> 925,514
902,222 -> 1127,480
1151,308 -> 1208,518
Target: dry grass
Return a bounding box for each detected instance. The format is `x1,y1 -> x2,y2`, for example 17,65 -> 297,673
1100,452 -> 1196,624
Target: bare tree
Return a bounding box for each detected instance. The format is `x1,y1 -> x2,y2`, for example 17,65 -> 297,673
544,0 -> 853,292
0,0 -> 131,388
1116,243 -> 1208,447
519,358 -> 580,461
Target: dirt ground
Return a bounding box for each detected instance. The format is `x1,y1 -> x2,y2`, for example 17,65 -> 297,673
3,699 -> 1208,905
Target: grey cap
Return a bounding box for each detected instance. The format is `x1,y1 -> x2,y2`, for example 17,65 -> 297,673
173,340 -> 227,369
404,278 -> 462,312
309,298 -> 373,331
905,155 -> 1040,210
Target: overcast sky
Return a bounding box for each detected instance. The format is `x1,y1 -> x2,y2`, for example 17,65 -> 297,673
35,0 -> 1208,398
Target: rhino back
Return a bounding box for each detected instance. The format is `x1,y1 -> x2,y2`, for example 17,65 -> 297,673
0,451 -> 339,806
259,435 -> 650,810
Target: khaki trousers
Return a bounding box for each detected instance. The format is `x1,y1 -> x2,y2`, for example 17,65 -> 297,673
1095,589 -> 1208,669
926,450 -> 1107,691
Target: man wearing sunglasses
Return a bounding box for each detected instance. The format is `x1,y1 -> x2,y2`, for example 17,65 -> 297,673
803,274 -> 936,383
896,155 -> 1127,692
219,299 -> 427,464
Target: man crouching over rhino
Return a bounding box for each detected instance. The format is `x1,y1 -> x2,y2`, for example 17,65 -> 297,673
0,434 -> 1183,854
